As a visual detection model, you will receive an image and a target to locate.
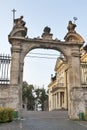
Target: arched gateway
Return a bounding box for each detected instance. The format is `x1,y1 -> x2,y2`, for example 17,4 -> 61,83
8,16 -> 86,119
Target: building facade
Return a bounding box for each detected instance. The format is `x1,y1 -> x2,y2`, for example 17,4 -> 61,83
48,55 -> 68,111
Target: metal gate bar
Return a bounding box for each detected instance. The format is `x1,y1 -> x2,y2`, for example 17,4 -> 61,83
0,54 -> 11,84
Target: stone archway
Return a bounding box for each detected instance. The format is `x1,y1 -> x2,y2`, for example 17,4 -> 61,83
8,16 -> 85,119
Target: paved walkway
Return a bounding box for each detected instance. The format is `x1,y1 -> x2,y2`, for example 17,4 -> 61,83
0,110 -> 87,130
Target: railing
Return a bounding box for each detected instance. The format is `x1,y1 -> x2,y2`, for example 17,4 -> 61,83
0,54 -> 11,84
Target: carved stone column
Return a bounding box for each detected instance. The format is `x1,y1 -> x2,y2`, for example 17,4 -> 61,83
58,92 -> 61,109
9,43 -> 23,111
68,48 -> 85,119
8,16 -> 27,113
10,45 -> 22,84
69,47 -> 81,88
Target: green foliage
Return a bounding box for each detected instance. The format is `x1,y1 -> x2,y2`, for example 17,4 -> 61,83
22,81 -> 48,111
0,108 -> 14,123
22,81 -> 35,110
35,87 -> 48,111
22,81 -> 29,102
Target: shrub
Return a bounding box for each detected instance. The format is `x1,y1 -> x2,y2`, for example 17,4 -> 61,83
0,107 -> 14,123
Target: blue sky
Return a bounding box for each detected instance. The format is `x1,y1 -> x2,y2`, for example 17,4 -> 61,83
0,0 -> 87,88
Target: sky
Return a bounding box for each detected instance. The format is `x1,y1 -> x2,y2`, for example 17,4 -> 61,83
0,0 -> 87,89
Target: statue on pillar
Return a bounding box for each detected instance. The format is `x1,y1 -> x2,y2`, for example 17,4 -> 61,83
14,16 -> 26,28
64,20 -> 84,43
67,20 -> 76,33
9,16 -> 27,38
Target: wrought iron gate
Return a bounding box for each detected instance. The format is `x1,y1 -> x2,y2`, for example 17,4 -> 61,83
0,54 -> 11,84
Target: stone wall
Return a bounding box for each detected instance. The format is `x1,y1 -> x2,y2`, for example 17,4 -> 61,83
69,87 -> 87,119
0,85 -> 10,107
0,84 -> 19,110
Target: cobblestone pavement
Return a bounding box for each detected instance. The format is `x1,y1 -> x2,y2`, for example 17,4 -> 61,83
0,110 -> 87,130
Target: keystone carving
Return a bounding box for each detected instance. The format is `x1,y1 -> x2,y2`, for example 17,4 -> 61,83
43,26 -> 51,34
42,26 -> 53,40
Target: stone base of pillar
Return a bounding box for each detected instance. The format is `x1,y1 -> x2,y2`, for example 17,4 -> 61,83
8,84 -> 20,111
68,87 -> 87,119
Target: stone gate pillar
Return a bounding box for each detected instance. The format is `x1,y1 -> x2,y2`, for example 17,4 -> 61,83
64,20 -> 85,119
10,45 -> 22,84
8,16 -> 27,114
68,48 -> 85,119
8,44 -> 23,112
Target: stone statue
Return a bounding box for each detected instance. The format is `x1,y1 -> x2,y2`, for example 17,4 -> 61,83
9,16 -> 27,37
41,26 -> 53,40
67,20 -> 76,32
43,26 -> 51,34
14,16 -> 25,28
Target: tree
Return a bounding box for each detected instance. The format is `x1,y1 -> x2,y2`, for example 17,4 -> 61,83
22,81 -> 35,110
22,81 -> 29,103
39,88 -> 48,111
26,84 -> 35,110
34,87 -> 48,111
22,82 -> 48,111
